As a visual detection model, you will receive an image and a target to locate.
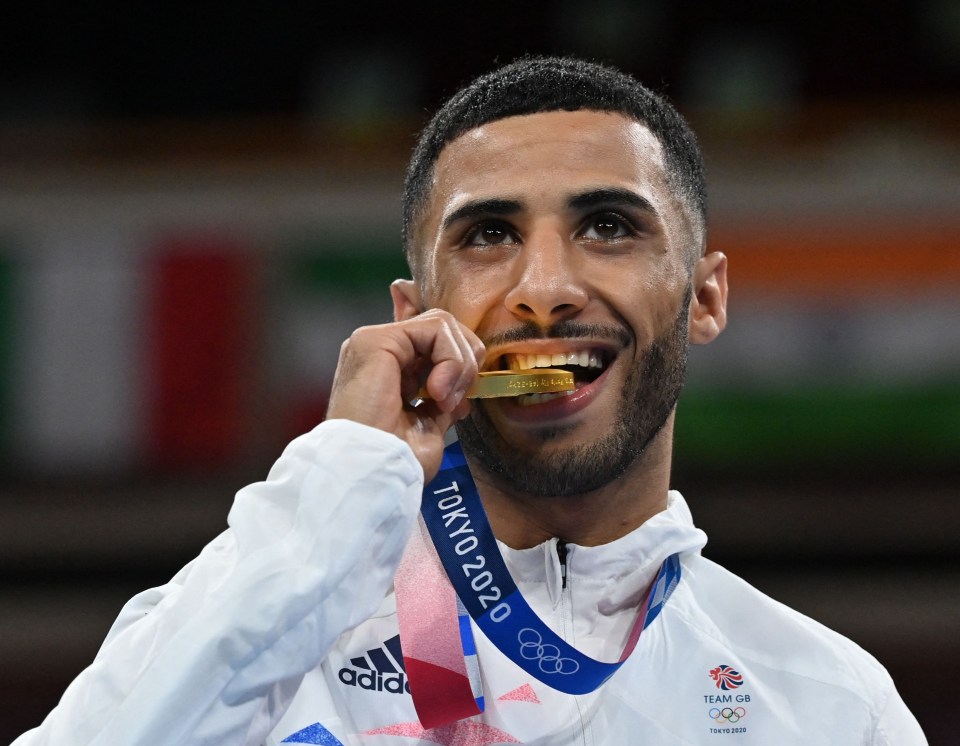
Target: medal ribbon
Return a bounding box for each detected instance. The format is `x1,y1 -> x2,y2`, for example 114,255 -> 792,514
399,440 -> 681,724
395,515 -> 484,728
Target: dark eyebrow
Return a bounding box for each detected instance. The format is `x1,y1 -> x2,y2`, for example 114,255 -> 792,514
568,188 -> 658,216
441,198 -> 524,232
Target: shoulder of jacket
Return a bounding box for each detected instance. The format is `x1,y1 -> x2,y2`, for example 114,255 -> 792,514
672,554 -> 893,705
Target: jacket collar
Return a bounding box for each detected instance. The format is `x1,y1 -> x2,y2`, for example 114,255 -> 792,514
499,491 -> 706,610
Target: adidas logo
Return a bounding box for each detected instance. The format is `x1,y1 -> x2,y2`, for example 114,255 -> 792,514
337,634 -> 411,695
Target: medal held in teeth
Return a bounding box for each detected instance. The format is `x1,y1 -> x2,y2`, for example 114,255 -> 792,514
418,369 -> 575,400
468,369 -> 575,398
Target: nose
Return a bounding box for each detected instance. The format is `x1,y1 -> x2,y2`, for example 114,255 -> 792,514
503,231 -> 588,325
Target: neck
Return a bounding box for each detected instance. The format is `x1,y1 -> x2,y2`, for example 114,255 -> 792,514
470,415 -> 675,549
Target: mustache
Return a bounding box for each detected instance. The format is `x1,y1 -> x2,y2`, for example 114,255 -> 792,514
482,320 -> 632,349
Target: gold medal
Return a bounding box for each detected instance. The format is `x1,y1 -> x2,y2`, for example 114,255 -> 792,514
418,369 -> 575,400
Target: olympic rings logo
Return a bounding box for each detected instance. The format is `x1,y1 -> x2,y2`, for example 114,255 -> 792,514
709,707 -> 746,723
517,628 -> 580,675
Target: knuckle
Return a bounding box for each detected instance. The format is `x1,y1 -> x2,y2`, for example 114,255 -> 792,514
347,325 -> 368,344
348,322 -> 384,345
429,308 -> 457,327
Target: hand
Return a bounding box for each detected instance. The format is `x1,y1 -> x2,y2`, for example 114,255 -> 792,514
325,309 -> 485,479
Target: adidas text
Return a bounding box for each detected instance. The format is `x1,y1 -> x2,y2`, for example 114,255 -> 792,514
338,667 -> 411,694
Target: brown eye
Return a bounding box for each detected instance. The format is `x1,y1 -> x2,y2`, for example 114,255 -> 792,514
582,213 -> 631,240
467,221 -> 516,246
481,226 -> 508,243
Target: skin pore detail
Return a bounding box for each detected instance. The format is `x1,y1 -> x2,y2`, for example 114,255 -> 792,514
395,109 -> 722,549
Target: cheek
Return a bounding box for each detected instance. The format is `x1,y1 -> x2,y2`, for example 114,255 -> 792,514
428,248 -> 525,321
613,267 -> 688,339
649,280 -> 690,334
428,274 -> 493,328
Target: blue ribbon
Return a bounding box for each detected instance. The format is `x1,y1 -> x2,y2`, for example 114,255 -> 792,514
420,440 -> 681,695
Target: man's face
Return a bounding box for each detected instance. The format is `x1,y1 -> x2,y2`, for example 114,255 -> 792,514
408,110 -> 701,496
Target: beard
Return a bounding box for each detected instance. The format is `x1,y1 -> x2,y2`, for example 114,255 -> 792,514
455,295 -> 690,498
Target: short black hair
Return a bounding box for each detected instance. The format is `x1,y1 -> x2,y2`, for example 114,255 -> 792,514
402,56 -> 706,266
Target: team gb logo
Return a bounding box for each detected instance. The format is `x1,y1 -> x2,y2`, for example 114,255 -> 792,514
709,665 -> 744,690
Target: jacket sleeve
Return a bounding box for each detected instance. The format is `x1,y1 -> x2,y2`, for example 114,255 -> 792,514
13,419 -> 424,746
871,679 -> 928,746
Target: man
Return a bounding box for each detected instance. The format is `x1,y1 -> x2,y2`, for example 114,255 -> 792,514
15,57 -> 924,745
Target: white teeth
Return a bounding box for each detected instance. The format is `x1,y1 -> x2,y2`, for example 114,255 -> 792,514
503,349 -> 606,370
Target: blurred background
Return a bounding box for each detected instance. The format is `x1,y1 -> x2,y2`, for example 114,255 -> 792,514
0,0 -> 958,742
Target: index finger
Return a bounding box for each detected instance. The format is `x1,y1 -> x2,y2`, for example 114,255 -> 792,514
402,310 -> 483,411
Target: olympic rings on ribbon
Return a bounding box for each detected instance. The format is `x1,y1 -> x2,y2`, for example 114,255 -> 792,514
517,628 -> 580,675
709,707 -> 746,723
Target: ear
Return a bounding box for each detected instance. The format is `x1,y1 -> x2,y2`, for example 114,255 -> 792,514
390,279 -> 423,322
688,251 -> 728,345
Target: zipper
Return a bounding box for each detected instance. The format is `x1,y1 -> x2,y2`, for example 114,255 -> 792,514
557,538 -> 568,590
556,538 -> 589,745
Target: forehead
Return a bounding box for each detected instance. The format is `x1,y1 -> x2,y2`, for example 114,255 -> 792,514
425,110 -> 672,228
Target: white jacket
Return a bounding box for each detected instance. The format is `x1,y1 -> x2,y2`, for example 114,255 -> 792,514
15,420 -> 926,745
